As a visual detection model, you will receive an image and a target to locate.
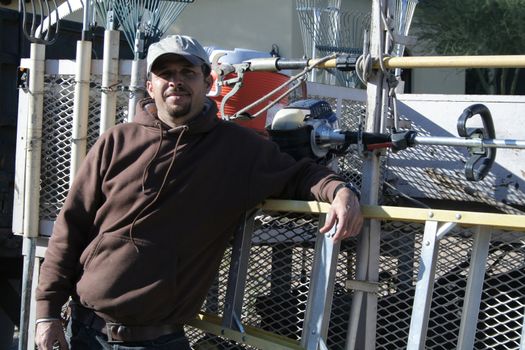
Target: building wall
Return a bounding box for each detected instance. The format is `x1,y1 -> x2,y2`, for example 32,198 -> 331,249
411,68 -> 465,94
169,0 -> 304,60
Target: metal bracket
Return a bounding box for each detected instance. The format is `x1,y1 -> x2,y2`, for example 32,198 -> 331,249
345,280 -> 379,294
17,67 -> 30,91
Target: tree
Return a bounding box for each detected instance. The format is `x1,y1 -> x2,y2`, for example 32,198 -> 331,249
413,0 -> 525,95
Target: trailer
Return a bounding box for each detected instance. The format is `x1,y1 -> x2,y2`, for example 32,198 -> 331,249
8,0 -> 525,349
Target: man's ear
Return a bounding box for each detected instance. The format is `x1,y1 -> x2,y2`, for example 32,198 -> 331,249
146,80 -> 155,98
205,75 -> 213,93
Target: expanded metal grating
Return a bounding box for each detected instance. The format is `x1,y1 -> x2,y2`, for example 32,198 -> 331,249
34,65 -> 525,349
39,73 -> 130,221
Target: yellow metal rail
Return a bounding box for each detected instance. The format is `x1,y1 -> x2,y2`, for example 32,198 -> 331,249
260,199 -> 525,231
188,313 -> 303,350
308,55 -> 525,70
381,55 -> 525,69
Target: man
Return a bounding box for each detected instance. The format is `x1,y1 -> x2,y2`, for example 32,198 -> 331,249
35,34 -> 363,350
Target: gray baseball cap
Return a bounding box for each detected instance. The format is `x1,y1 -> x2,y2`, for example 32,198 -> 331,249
147,34 -> 211,74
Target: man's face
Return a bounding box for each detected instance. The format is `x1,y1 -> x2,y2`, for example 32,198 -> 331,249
147,54 -> 211,127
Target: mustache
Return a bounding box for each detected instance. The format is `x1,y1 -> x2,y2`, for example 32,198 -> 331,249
164,86 -> 189,96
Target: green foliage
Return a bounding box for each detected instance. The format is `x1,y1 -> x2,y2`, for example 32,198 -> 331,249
413,0 -> 525,94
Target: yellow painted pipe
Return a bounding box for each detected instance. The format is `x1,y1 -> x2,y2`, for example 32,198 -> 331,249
260,200 -> 525,231
382,55 -> 525,69
189,313 -> 303,350
308,55 -> 525,70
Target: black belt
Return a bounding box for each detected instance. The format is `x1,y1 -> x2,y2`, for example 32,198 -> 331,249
70,303 -> 184,343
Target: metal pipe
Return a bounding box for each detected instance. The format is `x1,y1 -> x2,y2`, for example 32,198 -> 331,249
383,55 -> 525,69
248,54 -> 525,72
100,27 -> 120,134
81,0 -> 92,41
127,58 -> 146,122
19,238 -> 36,350
70,40 -> 92,183
413,136 -> 525,149
18,42 -> 45,350
456,226 -> 491,350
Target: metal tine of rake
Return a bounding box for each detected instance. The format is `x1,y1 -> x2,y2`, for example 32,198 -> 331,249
113,0 -> 191,119
94,0 -> 116,29
21,0 -> 60,44
296,0 -> 370,87
393,0 -> 418,76
113,0 -> 190,56
296,0 -> 340,83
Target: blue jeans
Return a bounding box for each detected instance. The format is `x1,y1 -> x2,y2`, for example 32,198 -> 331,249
66,319 -> 192,350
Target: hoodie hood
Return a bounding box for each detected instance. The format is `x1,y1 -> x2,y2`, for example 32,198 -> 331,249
134,97 -> 220,135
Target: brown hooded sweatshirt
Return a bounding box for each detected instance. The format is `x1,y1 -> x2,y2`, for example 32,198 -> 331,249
36,98 -> 345,326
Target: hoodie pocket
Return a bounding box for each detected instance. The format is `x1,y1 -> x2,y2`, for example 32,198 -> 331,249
76,234 -> 178,322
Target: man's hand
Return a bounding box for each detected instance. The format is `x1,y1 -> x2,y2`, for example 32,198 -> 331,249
36,319 -> 68,350
319,187 -> 363,241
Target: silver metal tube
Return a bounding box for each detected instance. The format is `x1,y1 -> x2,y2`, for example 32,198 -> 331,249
70,40 -> 92,184
127,58 -> 146,122
346,0 -> 385,348
245,57 -> 279,72
18,238 -> 36,350
456,226 -> 491,350
81,0 -> 92,40
18,42 -> 46,350
301,214 -> 340,349
414,136 -> 525,149
100,28 -> 120,134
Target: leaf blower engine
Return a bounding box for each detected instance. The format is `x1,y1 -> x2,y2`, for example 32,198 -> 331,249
267,99 -> 415,164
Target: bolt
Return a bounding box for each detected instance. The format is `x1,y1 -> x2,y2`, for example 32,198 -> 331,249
455,213 -> 462,219
425,241 -> 430,246
428,211 -> 434,218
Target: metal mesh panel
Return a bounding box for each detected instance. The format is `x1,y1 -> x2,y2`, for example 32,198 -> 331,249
385,110 -> 525,214
375,224 -> 525,350
35,67 -> 525,349
39,72 -> 130,221
41,74 -> 75,221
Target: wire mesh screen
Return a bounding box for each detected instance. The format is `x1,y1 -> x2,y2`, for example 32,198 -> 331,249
376,224 -> 525,350
40,72 -> 130,222
385,103 -> 525,214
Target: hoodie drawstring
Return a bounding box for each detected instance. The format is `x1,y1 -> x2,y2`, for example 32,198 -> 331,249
141,122 -> 164,192
129,124 -> 189,252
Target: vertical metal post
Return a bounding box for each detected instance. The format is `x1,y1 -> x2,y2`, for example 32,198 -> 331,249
310,7 -> 320,83
301,214 -> 340,350
127,28 -> 146,122
346,0 -> 387,349
521,310 -> 525,350
407,220 -> 440,350
18,42 -> 45,350
70,39 -> 93,182
222,211 -> 257,330
100,13 -> 120,134
457,226 -> 492,350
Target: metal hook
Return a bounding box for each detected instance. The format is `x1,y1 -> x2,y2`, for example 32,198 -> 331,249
21,0 -> 60,44
457,104 -> 497,181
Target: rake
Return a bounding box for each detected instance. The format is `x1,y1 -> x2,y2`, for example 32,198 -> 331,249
296,0 -> 370,88
392,0 -> 418,77
112,0 -> 193,120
